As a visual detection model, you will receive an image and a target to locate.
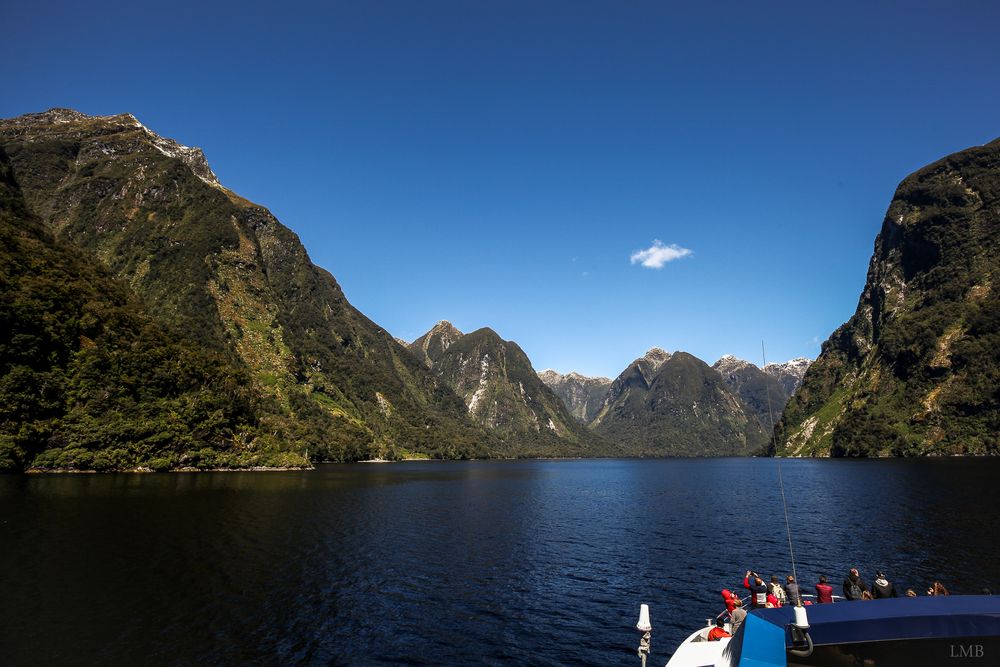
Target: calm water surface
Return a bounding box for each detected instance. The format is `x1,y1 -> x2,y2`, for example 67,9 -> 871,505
2,458 -> 999,665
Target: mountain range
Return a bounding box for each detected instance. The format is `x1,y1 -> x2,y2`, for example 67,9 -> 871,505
538,349 -> 809,456
3,107 -> 993,468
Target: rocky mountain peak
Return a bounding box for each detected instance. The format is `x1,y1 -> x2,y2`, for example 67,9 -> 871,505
537,369 -> 562,383
5,108 -> 93,126
0,108 -> 220,187
643,347 -> 671,370
764,357 -> 812,378
408,320 -> 465,368
713,354 -> 757,375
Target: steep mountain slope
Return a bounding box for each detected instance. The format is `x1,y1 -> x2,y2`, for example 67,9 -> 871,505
713,355 -> 795,433
0,109 -> 491,462
590,348 -> 670,423
778,138 -> 1000,457
0,148 -> 309,471
593,351 -> 766,456
408,324 -> 611,456
536,370 -> 611,422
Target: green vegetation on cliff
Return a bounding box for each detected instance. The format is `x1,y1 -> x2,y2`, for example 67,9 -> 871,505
0,149 -> 309,471
1,109 -> 492,469
778,138 -> 1000,457
592,352 -> 767,456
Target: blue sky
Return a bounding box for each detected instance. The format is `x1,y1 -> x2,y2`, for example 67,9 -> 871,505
4,1 -> 999,378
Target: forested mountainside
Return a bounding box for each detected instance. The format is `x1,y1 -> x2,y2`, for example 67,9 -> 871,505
0,148 -> 309,471
778,137 -> 1000,457
0,109 -> 493,468
590,351 -> 767,456
408,322 -> 615,456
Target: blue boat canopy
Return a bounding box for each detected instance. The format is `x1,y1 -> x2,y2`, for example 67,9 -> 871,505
720,595 -> 1000,667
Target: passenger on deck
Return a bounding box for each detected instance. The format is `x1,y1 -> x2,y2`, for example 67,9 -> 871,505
721,588 -> 738,614
729,599 -> 746,636
768,576 -> 787,606
785,575 -> 802,606
743,570 -> 768,608
707,618 -> 731,641
871,571 -> 898,599
843,568 -> 869,601
816,575 -> 834,603
905,588 -> 917,597
929,581 -> 950,596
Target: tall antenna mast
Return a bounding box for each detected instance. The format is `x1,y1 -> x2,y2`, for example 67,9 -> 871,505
761,340 -> 800,601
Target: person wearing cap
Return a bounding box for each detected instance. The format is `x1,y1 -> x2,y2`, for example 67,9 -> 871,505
843,568 -> 870,601
707,617 -> 731,641
871,571 -> 898,599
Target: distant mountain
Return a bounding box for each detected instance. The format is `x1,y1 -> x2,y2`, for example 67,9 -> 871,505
537,370 -> 611,423
764,358 -> 812,396
778,137 -> 1000,456
594,348 -> 670,417
713,355 -> 811,433
408,324 -> 613,456
0,109 -> 492,466
592,351 -> 766,456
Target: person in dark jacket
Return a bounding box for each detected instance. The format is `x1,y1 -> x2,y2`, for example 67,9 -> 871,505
816,575 -> 834,603
743,570 -> 768,608
843,568 -> 869,601
785,575 -> 802,606
871,571 -> 898,599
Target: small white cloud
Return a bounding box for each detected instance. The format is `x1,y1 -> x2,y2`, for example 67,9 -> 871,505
630,240 -> 692,269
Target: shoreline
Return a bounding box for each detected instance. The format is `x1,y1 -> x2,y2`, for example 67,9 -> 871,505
24,465 -> 315,474
15,453 -> 997,474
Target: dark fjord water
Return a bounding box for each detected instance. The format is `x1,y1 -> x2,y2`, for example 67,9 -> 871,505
2,458 -> 999,666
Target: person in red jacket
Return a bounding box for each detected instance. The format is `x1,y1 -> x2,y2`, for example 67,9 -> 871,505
816,575 -> 834,603
721,589 -> 738,614
707,618 -> 731,641
744,571 -> 768,608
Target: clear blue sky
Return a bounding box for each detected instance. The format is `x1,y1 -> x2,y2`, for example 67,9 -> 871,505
4,1 -> 999,378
